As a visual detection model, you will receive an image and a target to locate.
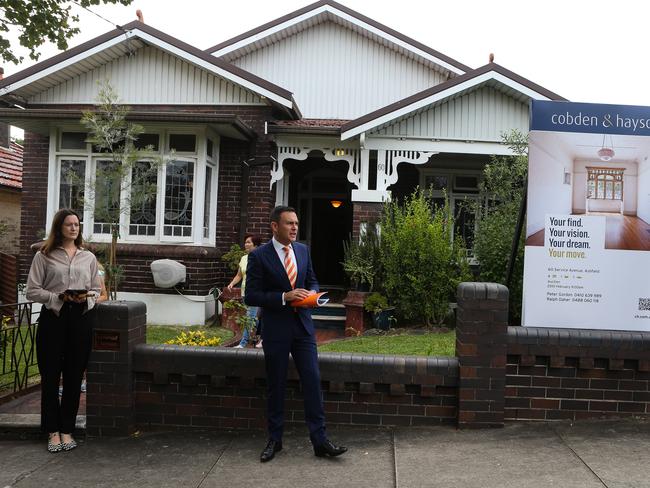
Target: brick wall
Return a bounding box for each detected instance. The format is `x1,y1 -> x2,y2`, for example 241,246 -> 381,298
18,132 -> 49,280
505,327 -> 650,420
456,282 -> 508,428
130,347 -> 458,431
86,283 -> 650,436
351,202 -> 382,240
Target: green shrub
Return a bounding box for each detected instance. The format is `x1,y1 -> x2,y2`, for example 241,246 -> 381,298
363,292 -> 389,313
342,224 -> 381,291
473,130 -> 528,323
380,189 -> 471,326
221,244 -> 245,272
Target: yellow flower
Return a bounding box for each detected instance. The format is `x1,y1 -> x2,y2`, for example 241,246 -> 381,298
165,330 -> 221,347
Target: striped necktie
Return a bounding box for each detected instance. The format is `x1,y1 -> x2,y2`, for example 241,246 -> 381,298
283,246 -> 297,289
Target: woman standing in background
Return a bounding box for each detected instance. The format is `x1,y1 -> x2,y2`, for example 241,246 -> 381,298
227,234 -> 262,348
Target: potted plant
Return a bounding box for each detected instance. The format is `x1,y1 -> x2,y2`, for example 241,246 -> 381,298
235,311 -> 259,347
341,224 -> 381,291
364,292 -> 395,331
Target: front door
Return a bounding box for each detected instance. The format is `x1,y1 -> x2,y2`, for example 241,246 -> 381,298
285,158 -> 353,287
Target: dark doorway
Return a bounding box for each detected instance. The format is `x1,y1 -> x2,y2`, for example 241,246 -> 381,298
285,156 -> 353,287
310,198 -> 352,285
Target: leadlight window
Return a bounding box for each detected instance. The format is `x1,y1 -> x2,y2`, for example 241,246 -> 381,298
93,160 -> 121,234
586,167 -> 624,200
59,160 -> 85,219
129,161 -> 158,236
53,129 -> 217,245
163,159 -> 194,237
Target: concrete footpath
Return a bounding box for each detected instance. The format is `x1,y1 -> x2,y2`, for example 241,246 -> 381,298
1,420 -> 649,488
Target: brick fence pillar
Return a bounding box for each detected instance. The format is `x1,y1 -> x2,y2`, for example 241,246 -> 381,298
86,301 -> 146,436
456,282 -> 508,428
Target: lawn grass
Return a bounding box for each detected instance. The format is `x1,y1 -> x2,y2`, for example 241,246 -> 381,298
318,331 -> 456,356
146,324 -> 234,345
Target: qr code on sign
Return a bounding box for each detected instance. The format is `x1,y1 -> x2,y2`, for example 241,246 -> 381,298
639,298 -> 650,311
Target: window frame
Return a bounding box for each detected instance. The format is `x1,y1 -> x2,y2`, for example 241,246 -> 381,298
48,126 -> 218,247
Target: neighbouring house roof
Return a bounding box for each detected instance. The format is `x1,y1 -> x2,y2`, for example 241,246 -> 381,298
207,0 -> 470,77
341,63 -> 567,140
0,21 -> 300,118
0,142 -> 23,190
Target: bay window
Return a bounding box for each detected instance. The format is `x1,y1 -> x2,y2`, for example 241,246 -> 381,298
51,127 -> 219,246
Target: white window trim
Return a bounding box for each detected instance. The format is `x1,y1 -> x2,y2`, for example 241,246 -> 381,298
160,155 -> 198,243
47,125 -> 219,247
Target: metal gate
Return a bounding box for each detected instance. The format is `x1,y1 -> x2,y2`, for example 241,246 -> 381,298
0,302 -> 39,397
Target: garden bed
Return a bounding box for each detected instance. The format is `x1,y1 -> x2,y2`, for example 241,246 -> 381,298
146,325 -> 234,345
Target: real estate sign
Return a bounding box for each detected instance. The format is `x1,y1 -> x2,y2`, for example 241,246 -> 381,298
523,100 -> 650,331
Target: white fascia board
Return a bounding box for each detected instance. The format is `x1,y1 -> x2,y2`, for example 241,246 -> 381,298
213,4 -> 465,76
134,30 -> 293,108
213,5 -> 331,57
274,134 -> 359,149
0,33 -> 134,96
341,70 -> 552,141
365,136 -> 515,156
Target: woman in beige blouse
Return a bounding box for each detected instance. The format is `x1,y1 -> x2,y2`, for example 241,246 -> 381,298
27,209 -> 101,453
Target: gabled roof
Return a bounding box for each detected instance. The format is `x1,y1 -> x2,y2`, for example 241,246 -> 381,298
0,142 -> 23,190
0,21 -> 300,117
207,0 -> 470,77
341,63 -> 566,140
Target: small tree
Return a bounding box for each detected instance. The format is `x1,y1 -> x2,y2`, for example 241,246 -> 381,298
380,189 -> 471,326
79,82 -> 162,299
472,130 -> 528,323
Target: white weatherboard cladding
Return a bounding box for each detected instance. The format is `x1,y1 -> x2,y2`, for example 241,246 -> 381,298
372,86 -> 529,141
29,46 -> 265,105
229,21 -> 447,120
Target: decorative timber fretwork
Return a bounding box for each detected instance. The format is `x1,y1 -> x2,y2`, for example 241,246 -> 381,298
271,145 -> 363,189
271,146 -> 309,188
323,148 -> 362,189
376,150 -> 436,191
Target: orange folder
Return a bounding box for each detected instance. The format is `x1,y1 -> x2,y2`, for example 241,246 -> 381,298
290,291 -> 329,308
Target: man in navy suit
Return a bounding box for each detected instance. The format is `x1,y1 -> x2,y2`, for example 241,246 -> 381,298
245,205 -> 347,463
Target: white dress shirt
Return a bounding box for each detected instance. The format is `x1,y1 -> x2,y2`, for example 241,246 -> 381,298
272,237 -> 297,305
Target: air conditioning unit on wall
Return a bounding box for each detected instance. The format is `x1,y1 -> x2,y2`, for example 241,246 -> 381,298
150,259 -> 186,288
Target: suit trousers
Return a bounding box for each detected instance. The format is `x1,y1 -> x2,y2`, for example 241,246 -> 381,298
36,303 -> 94,434
263,316 -> 326,446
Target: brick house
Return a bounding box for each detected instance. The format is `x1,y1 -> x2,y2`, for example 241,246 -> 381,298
0,121 -> 23,256
0,0 -> 563,324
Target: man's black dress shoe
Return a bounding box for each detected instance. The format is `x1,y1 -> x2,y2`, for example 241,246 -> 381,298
260,439 -> 282,462
313,439 -> 347,458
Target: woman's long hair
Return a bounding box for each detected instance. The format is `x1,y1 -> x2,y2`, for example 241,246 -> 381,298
41,209 -> 84,255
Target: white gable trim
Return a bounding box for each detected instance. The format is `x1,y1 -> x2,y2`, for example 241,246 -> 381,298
340,71 -> 553,141
0,33 -> 134,97
0,29 -> 294,109
212,4 -> 465,76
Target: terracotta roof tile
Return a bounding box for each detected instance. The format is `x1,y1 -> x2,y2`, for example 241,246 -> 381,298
273,119 -> 349,128
0,142 -> 23,190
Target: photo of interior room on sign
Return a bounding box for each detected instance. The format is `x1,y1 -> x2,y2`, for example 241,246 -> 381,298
526,131 -> 650,251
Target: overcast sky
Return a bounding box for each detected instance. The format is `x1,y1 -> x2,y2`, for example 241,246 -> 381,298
5,0 -> 650,137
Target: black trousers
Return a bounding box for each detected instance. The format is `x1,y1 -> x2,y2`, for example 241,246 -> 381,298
36,303 -> 94,434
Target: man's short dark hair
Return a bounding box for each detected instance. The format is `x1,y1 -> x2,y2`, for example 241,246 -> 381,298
270,205 -> 297,223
